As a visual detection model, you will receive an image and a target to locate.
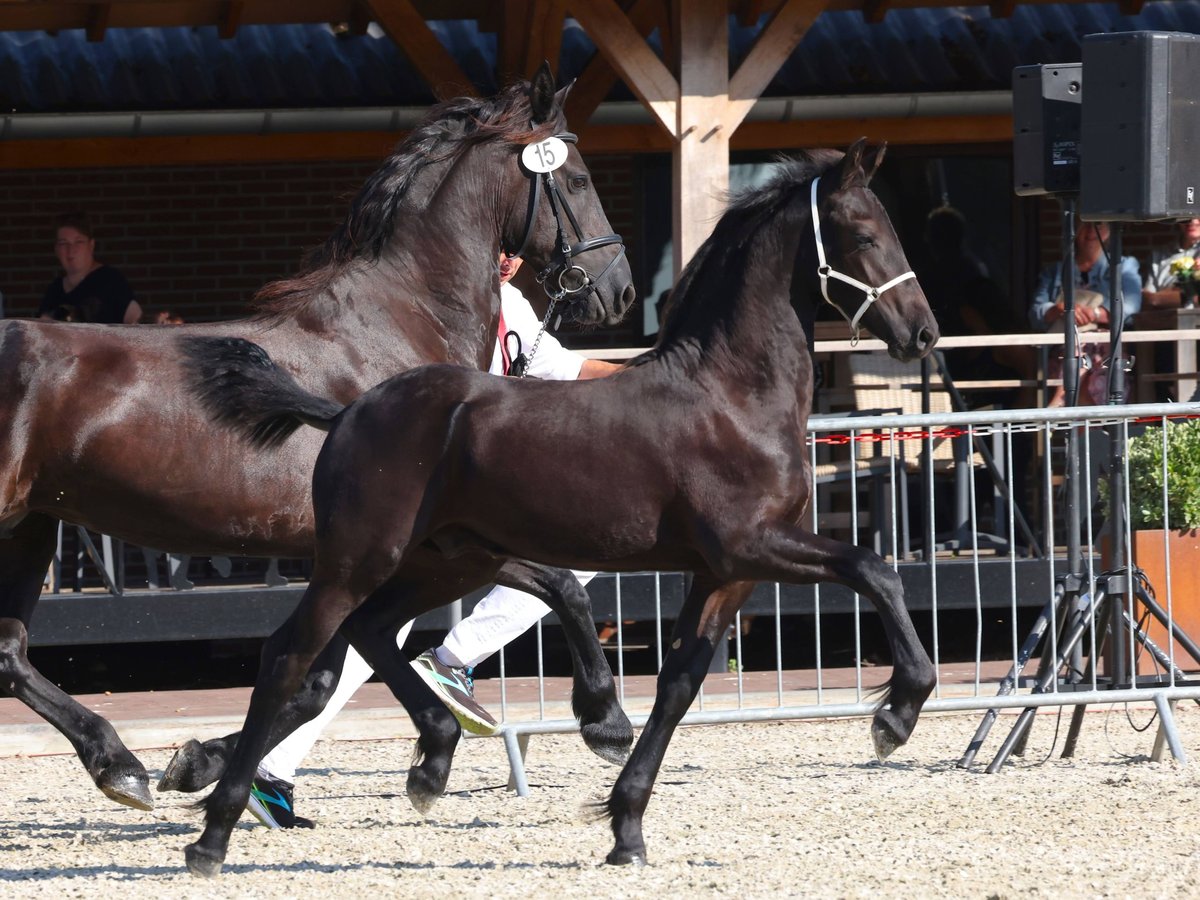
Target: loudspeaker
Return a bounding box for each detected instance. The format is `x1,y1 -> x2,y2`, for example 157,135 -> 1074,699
1013,63 -> 1082,197
1080,31 -> 1200,222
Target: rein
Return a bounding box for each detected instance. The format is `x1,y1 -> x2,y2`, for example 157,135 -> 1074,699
506,132 -> 626,305
810,175 -> 916,345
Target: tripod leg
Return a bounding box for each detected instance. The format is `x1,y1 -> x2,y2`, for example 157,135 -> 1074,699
986,595 -> 1099,773
1151,694 -> 1188,765
1135,581 -> 1200,667
958,592 -> 1058,769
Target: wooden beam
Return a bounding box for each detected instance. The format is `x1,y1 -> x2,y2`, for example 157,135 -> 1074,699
734,0 -> 775,27
346,1 -> 373,35
568,0 -> 679,138
673,0 -> 729,275
218,1 -> 245,39
498,0 -> 532,80
86,3 -> 111,42
724,0 -> 827,133
862,0 -> 890,23
365,0 -> 478,97
730,113 -> 1014,148
523,0 -> 567,78
1117,0 -> 1146,13
564,0 -> 663,127
988,0 -> 1017,16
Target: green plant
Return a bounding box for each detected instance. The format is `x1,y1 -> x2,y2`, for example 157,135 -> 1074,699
1107,419 -> 1200,530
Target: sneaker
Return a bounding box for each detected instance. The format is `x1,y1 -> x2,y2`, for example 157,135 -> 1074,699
412,649 -> 499,736
246,771 -> 315,830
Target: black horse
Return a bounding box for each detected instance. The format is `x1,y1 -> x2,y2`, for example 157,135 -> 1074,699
182,140 -> 939,875
0,64 -> 634,812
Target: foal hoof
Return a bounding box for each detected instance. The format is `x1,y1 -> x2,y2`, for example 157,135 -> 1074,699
604,847 -> 647,867
158,740 -> 208,793
581,723 -> 633,766
98,765 -> 154,811
405,767 -> 442,815
871,719 -> 902,762
184,842 -> 224,878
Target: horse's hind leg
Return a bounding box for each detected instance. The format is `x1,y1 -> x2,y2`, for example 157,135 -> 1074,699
158,632 -> 353,794
494,560 -> 633,764
743,524 -> 936,757
0,513 -> 153,810
604,577 -> 753,866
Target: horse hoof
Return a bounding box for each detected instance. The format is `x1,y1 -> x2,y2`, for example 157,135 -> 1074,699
588,741 -> 631,766
605,848 -> 647,867
184,842 -> 224,878
406,767 -> 442,815
158,740 -> 206,793
99,767 -> 154,811
871,720 -> 902,761
581,715 -> 634,766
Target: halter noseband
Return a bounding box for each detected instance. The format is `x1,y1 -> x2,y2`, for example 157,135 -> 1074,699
506,131 -> 626,305
810,175 -> 916,344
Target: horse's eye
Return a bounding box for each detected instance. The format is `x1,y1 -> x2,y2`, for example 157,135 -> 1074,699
856,234 -> 875,249
569,175 -> 589,191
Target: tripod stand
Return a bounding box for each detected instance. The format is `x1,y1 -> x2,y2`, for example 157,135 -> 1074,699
960,206 -> 1198,769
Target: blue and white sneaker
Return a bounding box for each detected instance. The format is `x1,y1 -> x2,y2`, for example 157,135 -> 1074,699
412,649 -> 499,736
246,770 -> 315,829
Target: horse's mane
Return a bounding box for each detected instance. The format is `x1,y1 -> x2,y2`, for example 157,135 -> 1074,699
655,150 -> 842,340
254,81 -> 561,317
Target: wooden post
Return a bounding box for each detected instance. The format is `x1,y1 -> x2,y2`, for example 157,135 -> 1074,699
672,1 -> 729,276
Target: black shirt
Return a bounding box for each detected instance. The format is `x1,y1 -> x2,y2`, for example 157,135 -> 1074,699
39,266 -> 135,324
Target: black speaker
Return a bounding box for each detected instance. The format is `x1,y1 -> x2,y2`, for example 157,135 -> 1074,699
1013,63 -> 1082,197
1080,31 -> 1200,222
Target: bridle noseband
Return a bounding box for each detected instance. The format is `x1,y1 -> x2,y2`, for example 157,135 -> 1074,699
506,131 -> 626,305
810,175 -> 916,344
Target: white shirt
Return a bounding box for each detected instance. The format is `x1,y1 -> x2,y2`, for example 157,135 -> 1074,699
488,282 -> 585,381
1145,243 -> 1200,292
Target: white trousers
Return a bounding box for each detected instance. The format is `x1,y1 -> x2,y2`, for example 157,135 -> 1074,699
260,571 -> 596,782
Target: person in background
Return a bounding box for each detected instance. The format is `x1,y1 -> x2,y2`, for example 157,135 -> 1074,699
38,212 -> 142,325
1030,220 -> 1141,407
1142,217 -> 1200,311
245,252 -> 621,830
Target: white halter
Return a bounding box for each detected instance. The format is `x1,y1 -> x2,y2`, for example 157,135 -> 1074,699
810,175 -> 916,344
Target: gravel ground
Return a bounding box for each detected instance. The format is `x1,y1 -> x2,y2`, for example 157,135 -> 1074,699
1,705 -> 1198,898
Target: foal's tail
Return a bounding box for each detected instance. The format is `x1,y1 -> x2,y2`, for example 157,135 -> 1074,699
181,336 -> 345,449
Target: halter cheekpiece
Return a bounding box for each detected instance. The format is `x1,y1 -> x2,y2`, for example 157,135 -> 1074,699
506,131 -> 626,306
810,175 -> 916,345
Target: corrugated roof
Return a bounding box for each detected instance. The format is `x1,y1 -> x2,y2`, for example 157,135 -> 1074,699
0,3 -> 1197,114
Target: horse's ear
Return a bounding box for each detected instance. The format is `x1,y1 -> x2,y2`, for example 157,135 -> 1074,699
865,142 -> 887,183
554,77 -> 576,109
530,61 -> 557,124
838,137 -> 868,189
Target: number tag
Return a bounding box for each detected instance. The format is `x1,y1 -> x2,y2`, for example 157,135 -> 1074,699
521,137 -> 569,173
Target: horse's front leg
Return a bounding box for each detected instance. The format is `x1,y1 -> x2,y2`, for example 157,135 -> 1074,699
185,576 -> 362,878
159,632 -> 352,794
0,513 -> 153,811
494,560 -> 633,765
743,523 -> 936,757
604,576 -> 753,866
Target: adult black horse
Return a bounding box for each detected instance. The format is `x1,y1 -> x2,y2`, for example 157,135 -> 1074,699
182,140 -> 939,875
0,65 -> 635,812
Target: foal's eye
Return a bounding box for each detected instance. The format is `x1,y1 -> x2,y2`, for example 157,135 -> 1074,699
855,234 -> 875,249
568,175 -> 589,191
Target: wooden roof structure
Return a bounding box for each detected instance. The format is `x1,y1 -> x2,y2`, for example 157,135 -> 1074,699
0,0 -> 1159,268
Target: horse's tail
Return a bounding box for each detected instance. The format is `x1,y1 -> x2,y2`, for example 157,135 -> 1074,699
181,336 -> 345,450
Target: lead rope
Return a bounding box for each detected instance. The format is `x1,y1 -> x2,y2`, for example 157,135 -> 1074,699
514,295 -> 559,378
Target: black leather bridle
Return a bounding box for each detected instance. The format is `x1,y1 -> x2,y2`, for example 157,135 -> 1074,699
506,132 -> 626,304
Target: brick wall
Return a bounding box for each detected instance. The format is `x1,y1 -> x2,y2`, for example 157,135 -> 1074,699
0,154 -> 642,344
1034,197 -> 1184,276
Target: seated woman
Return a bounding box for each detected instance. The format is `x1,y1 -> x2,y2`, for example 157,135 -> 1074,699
1029,220 -> 1142,406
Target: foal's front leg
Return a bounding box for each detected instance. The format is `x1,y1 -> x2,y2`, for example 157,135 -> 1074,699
185,577 -> 362,877
494,560 -> 633,764
604,576 -> 753,866
746,523 -> 936,756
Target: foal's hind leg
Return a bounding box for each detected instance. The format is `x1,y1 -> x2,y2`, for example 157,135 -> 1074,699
158,632 -> 353,794
494,560 -> 632,765
604,576 -> 753,866
0,513 -> 153,810
743,524 -> 936,757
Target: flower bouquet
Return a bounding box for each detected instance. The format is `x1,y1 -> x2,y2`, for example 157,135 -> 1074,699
1170,255 -> 1200,306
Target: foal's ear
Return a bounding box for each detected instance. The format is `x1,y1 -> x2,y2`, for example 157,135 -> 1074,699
838,137 -> 869,189
865,142 -> 888,183
530,61 -> 557,124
